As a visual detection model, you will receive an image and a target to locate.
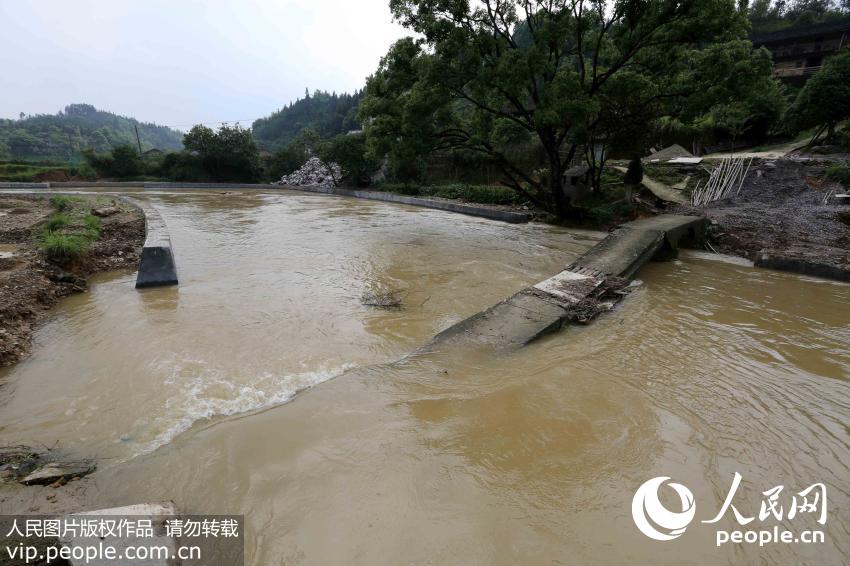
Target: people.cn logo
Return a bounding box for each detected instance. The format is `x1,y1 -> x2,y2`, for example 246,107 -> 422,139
632,477 -> 697,541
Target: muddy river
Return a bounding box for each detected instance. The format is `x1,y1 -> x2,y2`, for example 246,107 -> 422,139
0,191 -> 848,564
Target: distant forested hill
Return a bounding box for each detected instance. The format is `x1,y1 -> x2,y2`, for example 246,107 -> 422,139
0,104 -> 184,161
252,90 -> 362,148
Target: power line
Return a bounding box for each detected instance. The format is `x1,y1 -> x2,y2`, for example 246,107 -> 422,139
164,118 -> 262,129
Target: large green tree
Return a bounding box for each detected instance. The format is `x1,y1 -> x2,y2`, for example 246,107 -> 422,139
788,51 -> 850,142
360,0 -> 749,217
661,39 -> 786,152
183,124 -> 260,182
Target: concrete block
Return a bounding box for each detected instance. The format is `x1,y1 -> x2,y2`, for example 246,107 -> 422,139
136,246 -> 178,288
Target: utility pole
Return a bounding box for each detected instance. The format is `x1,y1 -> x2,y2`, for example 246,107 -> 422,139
134,123 -> 143,154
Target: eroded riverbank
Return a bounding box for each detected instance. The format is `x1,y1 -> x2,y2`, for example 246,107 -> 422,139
0,195 -> 144,365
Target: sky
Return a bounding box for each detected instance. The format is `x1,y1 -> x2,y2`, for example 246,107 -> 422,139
0,0 -> 409,130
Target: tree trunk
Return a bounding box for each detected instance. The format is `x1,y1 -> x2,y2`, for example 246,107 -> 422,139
548,156 -> 578,218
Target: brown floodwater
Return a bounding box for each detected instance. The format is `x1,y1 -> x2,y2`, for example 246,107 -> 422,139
0,191 -> 848,565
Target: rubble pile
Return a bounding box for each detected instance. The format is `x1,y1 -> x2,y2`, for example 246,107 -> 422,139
278,157 -> 342,189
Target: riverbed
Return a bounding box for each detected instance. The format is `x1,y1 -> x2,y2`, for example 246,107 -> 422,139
0,190 -> 848,564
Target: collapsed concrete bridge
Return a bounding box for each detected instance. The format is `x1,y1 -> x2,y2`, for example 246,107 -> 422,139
425,214 -> 707,349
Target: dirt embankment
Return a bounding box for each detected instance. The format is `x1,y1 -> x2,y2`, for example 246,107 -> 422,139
678,159 -> 850,278
0,195 -> 144,366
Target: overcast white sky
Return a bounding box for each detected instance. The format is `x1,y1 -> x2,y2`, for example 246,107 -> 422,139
0,0 -> 409,129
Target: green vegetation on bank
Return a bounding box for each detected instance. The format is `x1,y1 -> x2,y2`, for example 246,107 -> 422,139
81,124 -> 262,183
0,104 -> 183,162
371,183 -> 522,205
38,196 -> 105,263
0,160 -> 94,182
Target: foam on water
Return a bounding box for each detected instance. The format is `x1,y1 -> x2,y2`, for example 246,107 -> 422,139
126,362 -> 357,460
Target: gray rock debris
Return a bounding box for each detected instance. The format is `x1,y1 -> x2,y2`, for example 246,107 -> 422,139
277,157 -> 342,189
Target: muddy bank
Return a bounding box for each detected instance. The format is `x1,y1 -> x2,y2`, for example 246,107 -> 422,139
0,195 -> 144,366
678,159 -> 850,279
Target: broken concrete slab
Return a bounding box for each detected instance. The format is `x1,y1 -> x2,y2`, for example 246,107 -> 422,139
643,144 -> 695,163
612,166 -> 688,204
21,461 -> 95,485
668,157 -> 704,165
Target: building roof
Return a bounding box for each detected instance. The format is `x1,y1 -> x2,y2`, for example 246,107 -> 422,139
751,17 -> 850,45
643,144 -> 694,163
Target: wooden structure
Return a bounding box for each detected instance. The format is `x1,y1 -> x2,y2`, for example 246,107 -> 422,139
752,18 -> 850,83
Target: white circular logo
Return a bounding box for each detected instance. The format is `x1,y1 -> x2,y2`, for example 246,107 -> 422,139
632,476 -> 696,541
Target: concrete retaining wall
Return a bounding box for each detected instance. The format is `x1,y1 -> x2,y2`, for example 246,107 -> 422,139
0,182 -> 49,189
755,252 -> 850,283
1,181 -> 276,190
142,182 -> 274,190
121,197 -> 178,289
284,185 -> 532,224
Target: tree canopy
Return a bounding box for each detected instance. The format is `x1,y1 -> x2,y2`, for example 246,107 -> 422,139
183,124 -> 260,182
787,51 -> 850,140
252,90 -> 363,148
360,0 -> 768,216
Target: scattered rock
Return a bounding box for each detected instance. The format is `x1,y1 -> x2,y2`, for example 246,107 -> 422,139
91,206 -> 119,217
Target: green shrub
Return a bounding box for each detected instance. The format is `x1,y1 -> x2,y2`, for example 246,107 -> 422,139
82,145 -> 143,178
319,133 -> 380,187
373,183 -> 520,204
584,202 -> 633,227
45,213 -> 71,231
83,214 -> 102,237
50,196 -> 72,211
39,232 -> 89,262
826,161 -> 850,187
431,184 -> 519,205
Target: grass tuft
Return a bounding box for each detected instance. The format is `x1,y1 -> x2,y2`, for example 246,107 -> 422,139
83,214 -> 102,237
826,161 -> 850,187
38,232 -> 90,262
49,195 -> 72,211
45,213 -> 71,231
